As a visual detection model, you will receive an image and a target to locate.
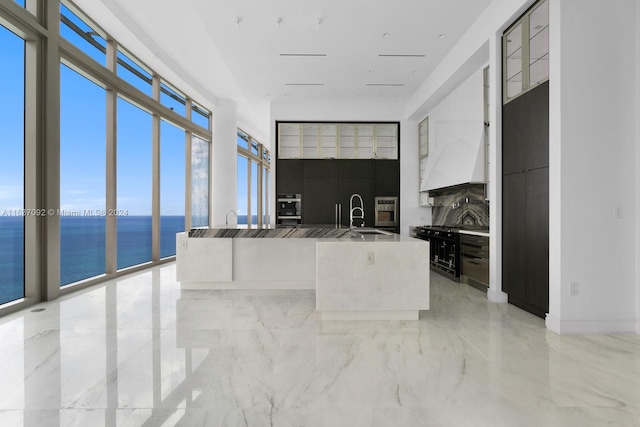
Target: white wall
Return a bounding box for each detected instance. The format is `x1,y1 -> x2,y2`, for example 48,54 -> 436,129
211,99 -> 238,226
270,99 -> 429,234
546,0 -> 638,334
636,0 -> 640,334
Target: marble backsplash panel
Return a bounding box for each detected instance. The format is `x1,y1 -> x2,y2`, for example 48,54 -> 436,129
431,184 -> 489,227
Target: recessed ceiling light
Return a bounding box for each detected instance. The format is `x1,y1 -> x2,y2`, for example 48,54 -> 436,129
378,54 -> 426,58
366,83 -> 405,87
279,53 -> 328,57
382,32 -> 390,38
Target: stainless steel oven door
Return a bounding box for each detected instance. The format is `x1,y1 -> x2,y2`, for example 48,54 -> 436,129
374,197 -> 398,227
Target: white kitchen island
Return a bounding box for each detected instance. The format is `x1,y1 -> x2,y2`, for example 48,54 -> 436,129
176,226 -> 430,320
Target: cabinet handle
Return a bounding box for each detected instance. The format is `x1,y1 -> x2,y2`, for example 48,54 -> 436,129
339,203 -> 342,224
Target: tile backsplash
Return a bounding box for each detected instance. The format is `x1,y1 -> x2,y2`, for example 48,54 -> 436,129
431,184 -> 489,227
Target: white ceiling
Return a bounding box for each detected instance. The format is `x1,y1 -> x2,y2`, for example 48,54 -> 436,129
76,0 -> 494,138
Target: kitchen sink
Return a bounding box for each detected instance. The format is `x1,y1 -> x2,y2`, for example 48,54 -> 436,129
351,228 -> 392,235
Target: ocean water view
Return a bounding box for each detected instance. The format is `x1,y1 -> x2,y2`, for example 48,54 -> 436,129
0,215 -> 185,305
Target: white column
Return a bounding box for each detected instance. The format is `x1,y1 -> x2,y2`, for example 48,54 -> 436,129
487,30 -> 507,304
212,99 -> 238,226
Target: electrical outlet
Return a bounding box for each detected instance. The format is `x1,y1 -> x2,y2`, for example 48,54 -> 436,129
366,252 -> 375,265
613,205 -> 622,219
569,281 -> 579,296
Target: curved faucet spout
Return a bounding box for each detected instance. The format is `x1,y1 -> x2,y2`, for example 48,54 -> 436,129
349,194 -> 365,227
225,209 -> 237,226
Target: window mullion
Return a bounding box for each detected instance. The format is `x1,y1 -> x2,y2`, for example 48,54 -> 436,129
151,74 -> 161,261
105,37 -> 117,275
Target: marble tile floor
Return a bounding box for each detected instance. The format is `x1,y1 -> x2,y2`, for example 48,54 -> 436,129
1,263 -> 640,427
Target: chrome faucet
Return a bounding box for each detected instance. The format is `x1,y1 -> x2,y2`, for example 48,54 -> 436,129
349,194 -> 365,228
225,209 -> 237,226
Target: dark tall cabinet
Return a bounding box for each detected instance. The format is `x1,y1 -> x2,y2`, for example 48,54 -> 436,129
302,160 -> 374,227
502,81 -> 549,318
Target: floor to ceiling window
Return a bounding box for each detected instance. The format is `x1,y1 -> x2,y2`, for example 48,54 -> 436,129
0,0 -> 212,312
0,24 -> 25,305
160,120 -> 185,258
116,97 -> 153,269
237,129 -> 270,227
59,64 -> 107,285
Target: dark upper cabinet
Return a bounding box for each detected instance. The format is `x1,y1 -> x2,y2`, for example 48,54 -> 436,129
374,160 -> 400,196
502,80 -> 549,174
524,81 -> 549,171
276,160 -> 303,194
338,159 -> 374,179
304,159 -> 338,178
502,95 -> 526,175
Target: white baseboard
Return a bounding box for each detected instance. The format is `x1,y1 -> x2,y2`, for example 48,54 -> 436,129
180,280 -> 316,290
546,314 -> 637,334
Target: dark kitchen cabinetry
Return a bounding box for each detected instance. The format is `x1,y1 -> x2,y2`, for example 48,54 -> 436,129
276,160 -> 303,194
302,160 -> 374,227
277,157 -> 400,229
502,81 -> 549,318
374,160 -> 400,196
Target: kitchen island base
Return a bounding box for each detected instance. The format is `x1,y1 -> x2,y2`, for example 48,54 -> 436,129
176,228 -> 429,320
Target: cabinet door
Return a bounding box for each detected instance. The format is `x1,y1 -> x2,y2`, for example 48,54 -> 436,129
356,125 -> 374,158
525,167 -> 549,312
304,159 -> 338,178
320,124 -> 338,158
375,124 -> 398,159
338,160 -> 374,226
502,95 -> 525,175
374,160 -> 400,196
302,124 -> 319,158
278,123 -> 301,159
302,177 -> 338,224
276,160 -> 302,194
524,81 -> 549,170
502,172 -> 526,300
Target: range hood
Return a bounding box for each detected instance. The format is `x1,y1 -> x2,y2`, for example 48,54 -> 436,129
419,121 -> 485,192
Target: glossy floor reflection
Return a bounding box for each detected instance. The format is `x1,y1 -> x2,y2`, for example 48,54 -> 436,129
1,263 -> 640,426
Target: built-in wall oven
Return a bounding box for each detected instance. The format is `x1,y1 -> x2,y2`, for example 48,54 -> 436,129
374,197 -> 398,228
277,193 -> 301,226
